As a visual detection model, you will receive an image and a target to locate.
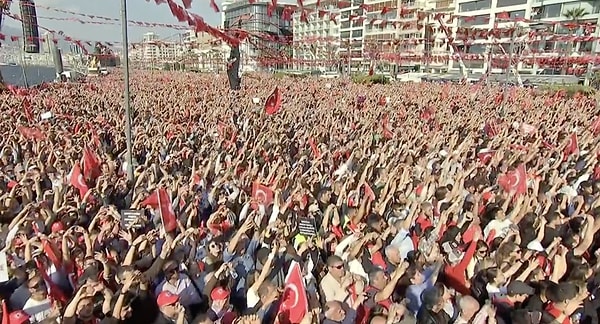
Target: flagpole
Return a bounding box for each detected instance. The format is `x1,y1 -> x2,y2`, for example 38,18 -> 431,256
120,0 -> 134,182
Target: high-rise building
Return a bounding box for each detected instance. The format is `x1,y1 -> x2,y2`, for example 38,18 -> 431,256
222,0 -> 295,70
451,0 -> 600,74
292,0 -> 456,72
292,0 -> 341,71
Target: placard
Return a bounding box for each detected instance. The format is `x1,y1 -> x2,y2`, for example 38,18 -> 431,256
297,217 -> 317,237
120,209 -> 144,229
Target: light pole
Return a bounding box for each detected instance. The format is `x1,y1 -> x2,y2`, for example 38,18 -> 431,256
120,0 -> 134,182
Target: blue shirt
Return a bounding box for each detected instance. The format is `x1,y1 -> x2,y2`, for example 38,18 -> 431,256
406,266 -> 436,315
223,239 -> 259,297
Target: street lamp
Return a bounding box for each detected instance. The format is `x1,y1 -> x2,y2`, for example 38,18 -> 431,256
120,0 -> 134,182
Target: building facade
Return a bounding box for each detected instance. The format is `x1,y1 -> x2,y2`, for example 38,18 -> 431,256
223,0 -> 295,70
291,0 -> 455,72
129,32 -> 186,69
451,0 -> 600,74
293,0 -> 341,71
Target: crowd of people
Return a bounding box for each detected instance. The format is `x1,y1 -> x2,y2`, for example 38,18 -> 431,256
0,71 -> 598,324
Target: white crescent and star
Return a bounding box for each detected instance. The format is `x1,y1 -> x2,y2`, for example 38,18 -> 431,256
255,189 -> 267,204
285,283 -> 299,309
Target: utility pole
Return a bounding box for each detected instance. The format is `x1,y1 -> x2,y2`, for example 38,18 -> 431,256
347,39 -> 351,76
120,0 -> 134,182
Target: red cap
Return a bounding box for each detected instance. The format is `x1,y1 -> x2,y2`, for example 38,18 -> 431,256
157,291 -> 179,307
210,287 -> 230,301
9,310 -> 30,324
51,221 -> 65,233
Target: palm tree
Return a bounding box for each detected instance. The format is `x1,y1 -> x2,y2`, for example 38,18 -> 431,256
562,7 -> 589,74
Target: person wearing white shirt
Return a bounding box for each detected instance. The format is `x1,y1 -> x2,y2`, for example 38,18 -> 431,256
22,276 -> 52,322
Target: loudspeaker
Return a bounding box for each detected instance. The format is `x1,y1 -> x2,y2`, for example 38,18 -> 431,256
19,0 -> 40,54
52,47 -> 64,75
227,46 -> 241,90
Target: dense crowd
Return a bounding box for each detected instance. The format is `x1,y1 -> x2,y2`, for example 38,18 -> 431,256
0,72 -> 598,324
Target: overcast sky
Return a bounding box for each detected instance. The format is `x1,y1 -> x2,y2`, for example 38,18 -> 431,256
2,0 -> 222,43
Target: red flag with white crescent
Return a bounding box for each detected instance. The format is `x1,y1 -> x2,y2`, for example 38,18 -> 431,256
276,261 -> 308,324
157,188 -> 178,233
477,149 -> 495,165
497,164 -> 527,195
252,182 -> 274,209
563,133 -> 579,160
265,87 -> 282,115
69,163 -> 89,198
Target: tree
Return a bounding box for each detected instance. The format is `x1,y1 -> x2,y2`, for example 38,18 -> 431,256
562,7 -> 589,74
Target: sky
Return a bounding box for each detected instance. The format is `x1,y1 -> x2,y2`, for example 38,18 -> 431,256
2,0 -> 223,43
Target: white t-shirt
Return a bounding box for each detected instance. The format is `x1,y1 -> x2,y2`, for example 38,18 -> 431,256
23,297 -> 52,322
247,287 -> 260,308
483,219 -> 513,240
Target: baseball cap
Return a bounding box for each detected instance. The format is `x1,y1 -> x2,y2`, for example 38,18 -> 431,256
157,291 -> 179,307
210,287 -> 230,301
9,310 -> 30,324
507,280 -> 535,296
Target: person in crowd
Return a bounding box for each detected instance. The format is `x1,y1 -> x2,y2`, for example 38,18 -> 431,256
0,70 -> 597,324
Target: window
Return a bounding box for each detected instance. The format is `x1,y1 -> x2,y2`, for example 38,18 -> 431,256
341,31 -> 351,38
352,30 -> 363,37
341,21 -> 351,28
539,4 -> 561,19
509,10 -> 526,19
458,14 -> 489,27
496,0 -> 526,7
458,0 -> 491,12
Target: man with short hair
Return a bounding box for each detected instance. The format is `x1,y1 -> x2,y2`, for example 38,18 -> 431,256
320,255 -> 350,304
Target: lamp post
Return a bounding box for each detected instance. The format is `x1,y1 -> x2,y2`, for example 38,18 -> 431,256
120,0 -> 134,182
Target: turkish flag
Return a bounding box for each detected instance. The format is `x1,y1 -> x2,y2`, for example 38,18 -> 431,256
2,300 -> 8,324
82,146 -> 101,180
265,87 -> 282,115
477,149 -> 495,165
143,188 -> 177,232
563,133 -> 579,159
252,182 -> 274,208
209,0 -> 220,12
17,126 -> 45,140
277,261 -> 309,324
69,163 -> 89,198
591,117 -> 600,135
498,164 -> 527,195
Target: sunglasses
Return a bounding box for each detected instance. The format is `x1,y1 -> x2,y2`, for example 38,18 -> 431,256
331,264 -> 344,270
29,281 -> 46,290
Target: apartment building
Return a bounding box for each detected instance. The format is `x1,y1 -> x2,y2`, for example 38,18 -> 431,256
292,0 -> 341,71
129,32 -> 186,68
292,0 -> 455,72
452,0 -> 600,73
223,0 -> 295,70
